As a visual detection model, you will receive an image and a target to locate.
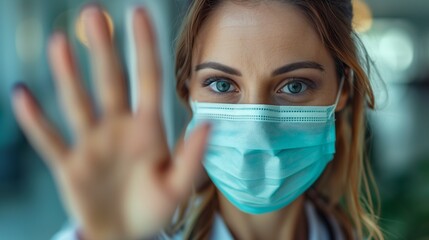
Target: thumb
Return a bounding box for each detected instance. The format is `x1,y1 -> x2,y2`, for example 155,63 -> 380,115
168,122 -> 211,200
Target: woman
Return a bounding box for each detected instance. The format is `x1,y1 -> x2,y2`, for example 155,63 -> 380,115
12,0 -> 383,239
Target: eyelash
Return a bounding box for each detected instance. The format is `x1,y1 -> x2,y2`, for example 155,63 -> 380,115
202,76 -> 238,95
277,78 -> 315,95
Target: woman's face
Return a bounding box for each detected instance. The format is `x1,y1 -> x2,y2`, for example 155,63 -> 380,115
188,1 -> 343,107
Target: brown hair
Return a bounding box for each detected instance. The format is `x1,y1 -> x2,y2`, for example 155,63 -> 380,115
170,0 -> 383,239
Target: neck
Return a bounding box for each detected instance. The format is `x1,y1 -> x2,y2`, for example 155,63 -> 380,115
218,192 -> 307,240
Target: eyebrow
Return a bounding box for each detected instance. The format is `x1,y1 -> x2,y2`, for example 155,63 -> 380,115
271,61 -> 325,76
194,60 -> 325,77
195,62 -> 242,76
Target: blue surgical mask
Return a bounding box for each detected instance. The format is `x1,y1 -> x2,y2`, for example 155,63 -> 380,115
185,78 -> 344,215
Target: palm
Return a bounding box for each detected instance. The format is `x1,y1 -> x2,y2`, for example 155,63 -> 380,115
12,6 -> 210,239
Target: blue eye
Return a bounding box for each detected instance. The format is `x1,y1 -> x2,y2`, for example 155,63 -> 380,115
208,79 -> 236,93
280,80 -> 308,94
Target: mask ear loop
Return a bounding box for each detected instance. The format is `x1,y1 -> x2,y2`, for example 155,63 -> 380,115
329,73 -> 346,117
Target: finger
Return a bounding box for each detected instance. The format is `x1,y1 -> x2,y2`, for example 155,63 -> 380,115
168,123 -> 212,199
133,7 -> 162,115
11,84 -> 69,168
82,5 -> 128,116
48,32 -> 95,135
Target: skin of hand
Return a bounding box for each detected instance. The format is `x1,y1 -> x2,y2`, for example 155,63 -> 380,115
11,5 -> 211,240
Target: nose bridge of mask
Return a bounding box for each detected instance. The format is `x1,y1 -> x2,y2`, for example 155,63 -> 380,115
192,118 -> 336,150
186,107 -> 336,153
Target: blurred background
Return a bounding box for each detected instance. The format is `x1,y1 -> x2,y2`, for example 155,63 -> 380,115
0,0 -> 428,239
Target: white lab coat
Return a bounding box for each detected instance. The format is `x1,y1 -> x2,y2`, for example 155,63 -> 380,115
52,200 -> 345,240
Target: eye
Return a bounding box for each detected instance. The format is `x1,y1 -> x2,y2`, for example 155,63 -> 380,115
279,80 -> 308,94
206,78 -> 237,93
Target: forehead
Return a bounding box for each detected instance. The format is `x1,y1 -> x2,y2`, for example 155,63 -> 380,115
194,1 -> 332,71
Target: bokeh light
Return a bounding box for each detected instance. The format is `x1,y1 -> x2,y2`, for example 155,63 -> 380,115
353,0 -> 373,33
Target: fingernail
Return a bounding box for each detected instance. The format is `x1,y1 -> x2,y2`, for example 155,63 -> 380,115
50,31 -> 65,42
49,31 -> 66,49
81,2 -> 102,11
81,2 -> 102,19
11,82 -> 27,95
134,6 -> 146,15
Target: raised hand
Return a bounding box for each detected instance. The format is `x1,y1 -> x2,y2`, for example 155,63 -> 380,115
11,5 -> 210,239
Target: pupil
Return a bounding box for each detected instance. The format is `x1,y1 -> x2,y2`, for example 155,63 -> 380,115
288,82 -> 302,93
216,81 -> 230,92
